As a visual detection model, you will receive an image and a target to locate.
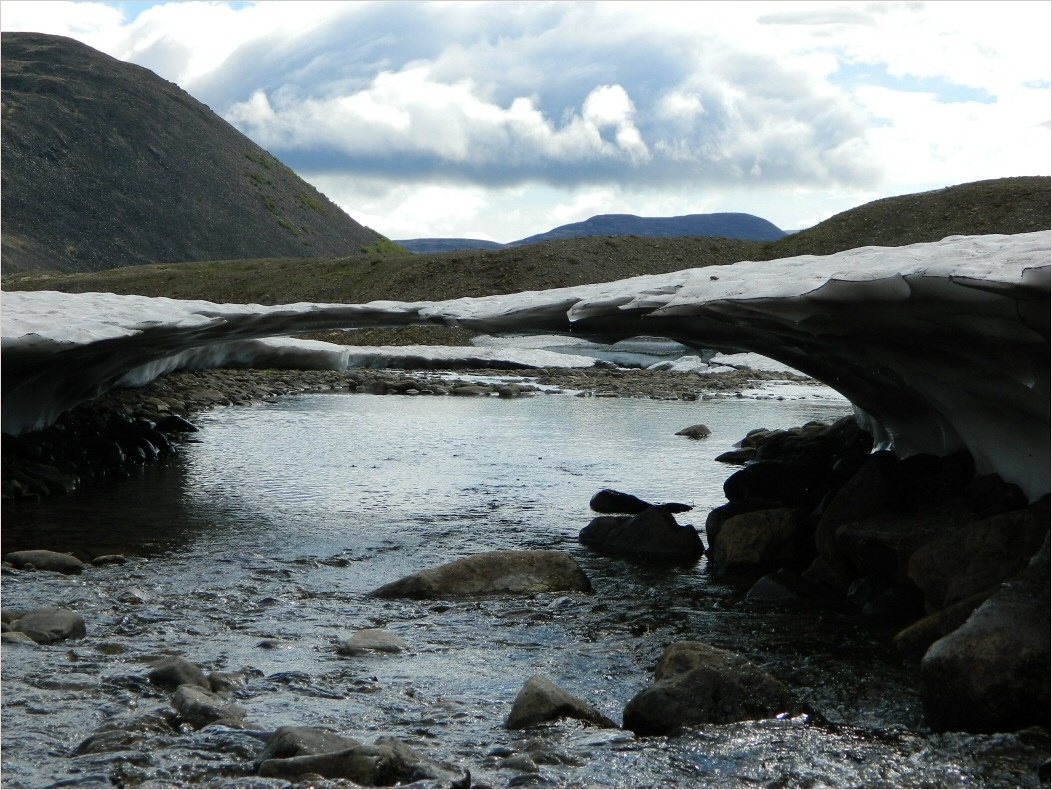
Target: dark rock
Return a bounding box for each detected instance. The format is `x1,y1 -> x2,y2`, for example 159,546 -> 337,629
675,423 -> 711,440
745,569 -> 830,605
920,533 -> 1050,732
579,507 -> 704,565
254,726 -> 361,769
622,642 -> 798,735
704,498 -> 786,554
3,549 -> 84,574
9,608 -> 86,643
710,507 -> 802,579
723,461 -> 824,508
148,656 -> 210,691
908,507 -> 1050,613
715,447 -> 757,464
257,735 -> 469,787
835,504 -> 976,585
90,554 -> 128,565
814,451 -> 904,555
153,414 -> 199,432
171,684 -> 247,729
893,590 -> 993,661
589,489 -> 653,514
505,675 -> 618,729
337,629 -> 410,656
370,550 -> 591,598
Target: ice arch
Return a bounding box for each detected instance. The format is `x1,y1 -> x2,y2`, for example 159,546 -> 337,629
2,232 -> 1048,499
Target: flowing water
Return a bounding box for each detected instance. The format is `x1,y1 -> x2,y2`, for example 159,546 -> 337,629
1,387 -> 1046,788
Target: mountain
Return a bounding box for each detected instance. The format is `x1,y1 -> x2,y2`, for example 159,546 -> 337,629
0,32 -> 385,274
395,238 -> 506,254
397,211 -> 785,253
506,212 -> 785,246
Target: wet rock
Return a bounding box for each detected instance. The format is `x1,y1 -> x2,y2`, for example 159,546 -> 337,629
675,423 -> 711,440
589,489 -> 653,514
835,504 -> 976,586
257,735 -> 469,787
745,569 -> 829,605
153,414 -> 199,432
0,631 -> 38,645
710,507 -> 801,579
893,590 -> 992,661
814,452 -> 904,555
450,384 -> 491,397
171,684 -> 248,729
622,641 -> 798,735
920,533 -> 1050,732
254,726 -> 361,769
505,675 -> 618,729
337,628 -> 410,656
579,507 -> 704,565
370,550 -> 591,599
3,549 -> 84,574
907,507 -> 1049,613
714,447 -> 757,464
90,554 -> 128,566
9,608 -> 86,643
148,656 -> 210,691
723,460 -> 827,509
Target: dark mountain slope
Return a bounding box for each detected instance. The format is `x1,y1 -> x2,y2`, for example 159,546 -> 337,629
770,176 -> 1050,258
397,212 -> 786,253
0,32 -> 384,274
507,212 -> 786,247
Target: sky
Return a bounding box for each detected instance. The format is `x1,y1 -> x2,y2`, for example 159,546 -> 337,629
2,1 -> 1049,243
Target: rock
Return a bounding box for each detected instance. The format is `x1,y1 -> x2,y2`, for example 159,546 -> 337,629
920,533 -> 1050,732
370,550 -> 591,599
711,507 -> 802,578
254,726 -> 361,769
9,608 -> 86,643
714,448 -> 757,464
450,385 -> 491,397
154,414 -> 199,432
148,656 -> 210,691
745,569 -> 829,605
675,423 -> 711,440
90,554 -> 128,565
1,631 -> 38,645
814,452 -> 904,555
579,507 -> 704,565
505,675 -> 618,729
171,684 -> 247,729
3,549 -> 84,574
907,507 -> 1049,613
893,590 -> 992,661
589,489 -> 653,514
257,735 -> 470,787
337,629 -> 410,656
722,460 -> 827,509
622,642 -> 798,735
835,504 -> 976,585
704,498 -> 788,557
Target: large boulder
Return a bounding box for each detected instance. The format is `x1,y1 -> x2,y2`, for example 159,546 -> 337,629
4,549 -> 85,574
920,533 -> 1050,732
814,452 -> 904,555
723,461 -> 826,509
370,550 -> 591,599
505,675 -> 618,729
622,642 -> 798,735
710,507 -> 802,579
6,608 -> 86,644
834,504 -> 975,585
579,507 -> 704,565
908,507 -> 1049,613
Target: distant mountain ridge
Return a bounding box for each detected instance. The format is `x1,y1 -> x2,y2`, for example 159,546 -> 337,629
1,32 -> 384,274
397,211 -> 785,253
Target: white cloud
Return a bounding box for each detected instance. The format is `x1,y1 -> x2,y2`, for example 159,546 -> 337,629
1,0 -> 1048,240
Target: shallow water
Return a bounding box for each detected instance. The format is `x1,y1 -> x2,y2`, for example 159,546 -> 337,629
2,389 -> 1046,788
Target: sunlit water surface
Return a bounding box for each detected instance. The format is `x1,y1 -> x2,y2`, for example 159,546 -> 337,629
2,390 -> 1045,788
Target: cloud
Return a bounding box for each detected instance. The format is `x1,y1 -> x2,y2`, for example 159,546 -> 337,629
1,0 -> 1048,239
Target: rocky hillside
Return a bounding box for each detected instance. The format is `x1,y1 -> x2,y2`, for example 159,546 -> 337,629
0,32 -> 385,274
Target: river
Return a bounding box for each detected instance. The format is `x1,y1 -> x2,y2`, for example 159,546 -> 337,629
1,386 -> 1045,788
